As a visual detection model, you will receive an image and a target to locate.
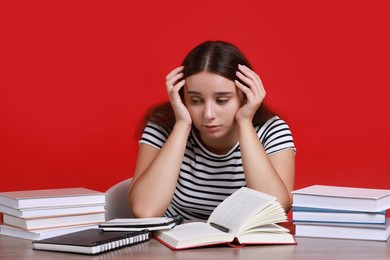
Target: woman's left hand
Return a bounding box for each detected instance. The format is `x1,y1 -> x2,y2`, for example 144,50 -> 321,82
234,64 -> 266,122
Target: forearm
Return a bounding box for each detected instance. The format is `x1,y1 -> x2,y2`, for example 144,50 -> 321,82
237,120 -> 292,211
129,122 -> 191,217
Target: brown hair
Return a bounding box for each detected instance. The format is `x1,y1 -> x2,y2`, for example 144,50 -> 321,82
137,40 -> 275,136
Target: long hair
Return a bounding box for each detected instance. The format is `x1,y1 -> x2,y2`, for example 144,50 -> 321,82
137,40 -> 275,136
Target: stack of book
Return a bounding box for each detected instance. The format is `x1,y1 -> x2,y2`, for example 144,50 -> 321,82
0,188 -> 106,240
292,185 -> 390,241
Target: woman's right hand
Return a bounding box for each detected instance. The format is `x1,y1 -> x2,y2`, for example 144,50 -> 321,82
165,66 -> 192,126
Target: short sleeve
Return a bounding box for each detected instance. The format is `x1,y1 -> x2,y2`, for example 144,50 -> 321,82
257,116 -> 296,155
139,122 -> 171,150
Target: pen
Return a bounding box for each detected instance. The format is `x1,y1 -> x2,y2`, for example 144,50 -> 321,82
171,215 -> 184,225
210,222 -> 230,233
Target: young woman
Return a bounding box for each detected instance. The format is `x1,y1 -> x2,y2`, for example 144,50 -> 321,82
128,40 -> 296,220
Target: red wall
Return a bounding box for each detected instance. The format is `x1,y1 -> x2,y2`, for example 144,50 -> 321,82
1,1 -> 389,192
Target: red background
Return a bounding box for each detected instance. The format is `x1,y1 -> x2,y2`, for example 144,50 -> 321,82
1,1 -> 389,193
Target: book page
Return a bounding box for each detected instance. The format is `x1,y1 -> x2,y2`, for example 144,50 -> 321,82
154,222 -> 234,248
207,187 -> 275,235
160,222 -> 224,240
239,223 -> 289,235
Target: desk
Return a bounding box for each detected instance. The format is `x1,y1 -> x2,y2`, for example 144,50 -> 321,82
1,234 -> 389,260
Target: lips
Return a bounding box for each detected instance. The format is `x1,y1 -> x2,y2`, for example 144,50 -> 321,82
203,125 -> 221,132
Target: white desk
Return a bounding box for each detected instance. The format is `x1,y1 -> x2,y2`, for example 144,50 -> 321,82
1,233 -> 389,260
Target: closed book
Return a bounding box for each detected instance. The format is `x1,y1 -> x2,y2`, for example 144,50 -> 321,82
294,219 -> 390,241
99,215 -> 184,231
0,203 -> 106,218
32,228 -> 151,255
292,185 -> 390,212
0,224 -> 98,240
0,188 -> 105,209
3,212 -> 105,230
292,206 -> 387,224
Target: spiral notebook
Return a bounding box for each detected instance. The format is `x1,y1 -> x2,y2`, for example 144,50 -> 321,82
32,228 -> 151,255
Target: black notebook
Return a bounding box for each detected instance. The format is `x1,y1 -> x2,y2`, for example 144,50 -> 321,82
32,228 -> 151,255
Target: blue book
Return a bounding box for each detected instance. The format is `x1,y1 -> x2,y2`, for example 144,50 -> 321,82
292,206 -> 387,224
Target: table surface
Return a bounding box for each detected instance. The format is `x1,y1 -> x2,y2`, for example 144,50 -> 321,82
1,231 -> 390,260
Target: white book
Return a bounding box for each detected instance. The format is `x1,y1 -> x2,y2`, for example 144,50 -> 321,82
294,219 -> 390,241
154,187 -> 295,250
292,206 -> 387,224
3,212 -> 106,230
0,224 -> 98,240
0,188 -> 105,209
0,203 -> 106,218
292,185 -> 390,212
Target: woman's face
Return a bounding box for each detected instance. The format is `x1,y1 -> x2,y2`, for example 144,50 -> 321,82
184,72 -> 244,144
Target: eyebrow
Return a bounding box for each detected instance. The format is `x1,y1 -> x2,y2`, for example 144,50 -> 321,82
186,91 -> 234,95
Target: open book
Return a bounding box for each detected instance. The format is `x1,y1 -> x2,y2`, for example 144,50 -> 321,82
153,187 -> 295,250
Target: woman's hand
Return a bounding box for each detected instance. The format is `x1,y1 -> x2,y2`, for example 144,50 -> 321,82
165,66 -> 192,126
234,65 -> 266,123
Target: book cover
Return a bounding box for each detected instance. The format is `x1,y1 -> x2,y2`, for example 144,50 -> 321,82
0,203 -> 106,218
0,188 -> 106,209
0,224 -> 98,240
294,219 -> 390,241
32,228 -> 151,255
292,185 -> 390,212
3,212 -> 105,230
292,206 -> 387,224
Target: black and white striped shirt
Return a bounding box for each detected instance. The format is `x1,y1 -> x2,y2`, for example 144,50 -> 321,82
140,116 -> 296,220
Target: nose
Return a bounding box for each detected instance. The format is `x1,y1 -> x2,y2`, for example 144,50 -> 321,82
204,101 -> 216,119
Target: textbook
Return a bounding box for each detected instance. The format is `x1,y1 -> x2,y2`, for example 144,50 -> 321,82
99,215 -> 184,231
0,203 -> 106,218
33,228 -> 151,255
294,219 -> 390,241
3,212 -> 105,230
0,224 -> 98,240
153,187 -> 295,250
292,185 -> 390,212
0,188 -> 105,209
292,206 -> 387,224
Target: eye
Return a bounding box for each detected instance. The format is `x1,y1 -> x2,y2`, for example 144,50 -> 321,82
190,97 -> 203,104
216,98 -> 229,104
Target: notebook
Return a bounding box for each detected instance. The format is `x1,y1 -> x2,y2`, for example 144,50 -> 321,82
99,215 -> 184,231
32,228 -> 151,255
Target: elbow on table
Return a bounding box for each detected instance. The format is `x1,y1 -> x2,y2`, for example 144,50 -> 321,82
128,198 -> 165,218
283,203 -> 292,214
281,196 -> 293,214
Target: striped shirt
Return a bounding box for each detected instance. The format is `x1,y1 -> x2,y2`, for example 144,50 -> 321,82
139,116 -> 296,220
